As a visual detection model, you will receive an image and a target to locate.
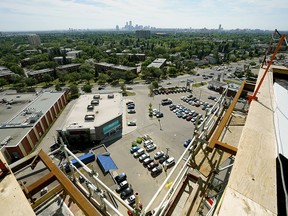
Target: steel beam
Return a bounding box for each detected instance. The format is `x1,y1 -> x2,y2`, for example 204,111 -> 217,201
38,150 -> 102,216
207,81 -> 245,153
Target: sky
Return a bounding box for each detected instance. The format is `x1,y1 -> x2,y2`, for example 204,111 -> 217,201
0,0 -> 287,31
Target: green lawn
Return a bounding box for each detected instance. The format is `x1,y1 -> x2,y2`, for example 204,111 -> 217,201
192,82 -> 207,87
223,79 -> 242,85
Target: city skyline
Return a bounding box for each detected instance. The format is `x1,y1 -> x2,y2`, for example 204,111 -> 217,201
0,0 -> 287,32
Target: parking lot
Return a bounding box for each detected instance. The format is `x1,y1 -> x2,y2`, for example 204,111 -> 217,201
107,83 -> 221,209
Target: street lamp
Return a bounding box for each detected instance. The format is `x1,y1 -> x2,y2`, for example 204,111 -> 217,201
166,147 -> 170,156
158,119 -> 162,130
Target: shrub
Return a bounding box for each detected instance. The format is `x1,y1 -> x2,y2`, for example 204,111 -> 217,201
136,137 -> 142,144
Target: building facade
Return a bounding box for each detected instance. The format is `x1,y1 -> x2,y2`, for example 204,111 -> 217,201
0,91 -> 68,164
136,30 -> 151,39
60,93 -> 123,147
27,34 -> 41,46
95,62 -> 137,73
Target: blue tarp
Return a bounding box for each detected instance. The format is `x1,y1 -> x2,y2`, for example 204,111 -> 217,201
97,154 -> 118,174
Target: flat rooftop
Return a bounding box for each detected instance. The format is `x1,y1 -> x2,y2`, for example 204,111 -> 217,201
147,58 -> 166,68
0,91 -> 65,148
63,93 -> 122,131
57,64 -> 80,70
27,68 -> 54,76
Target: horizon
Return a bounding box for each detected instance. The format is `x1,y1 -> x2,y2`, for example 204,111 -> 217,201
0,0 -> 287,32
0,27 -> 280,33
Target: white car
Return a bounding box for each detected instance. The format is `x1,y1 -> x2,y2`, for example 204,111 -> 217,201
146,143 -> 157,152
154,151 -> 164,160
127,121 -> 136,126
144,140 -> 153,148
133,148 -> 145,158
163,157 -> 175,168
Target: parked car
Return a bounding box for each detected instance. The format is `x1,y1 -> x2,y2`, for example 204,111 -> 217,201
147,161 -> 159,170
130,146 -> 141,154
114,173 -> 127,184
208,96 -> 216,100
184,138 -> 192,148
152,109 -> 159,116
146,143 -> 157,152
156,112 -> 164,118
133,148 -> 145,158
128,109 -> 136,114
127,121 -> 136,126
151,166 -> 163,177
143,157 -> 154,166
144,140 -> 153,148
186,116 -> 193,121
139,153 -> 149,162
142,134 -> 151,141
125,195 -> 136,206
163,157 -> 175,168
116,180 -> 128,193
158,155 -> 169,164
120,187 -> 134,199
161,98 -> 173,106
127,103 -> 135,109
154,151 -> 164,160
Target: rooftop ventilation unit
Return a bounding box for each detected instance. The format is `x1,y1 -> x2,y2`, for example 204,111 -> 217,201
85,114 -> 95,121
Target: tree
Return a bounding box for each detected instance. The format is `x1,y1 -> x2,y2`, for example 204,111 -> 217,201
0,78 -> 8,89
79,63 -> 94,74
69,84 -> 79,99
148,84 -> 154,97
10,74 -> 22,84
151,81 -> 159,89
142,67 -> 162,80
55,84 -> 62,91
167,66 -> 178,77
43,74 -> 53,86
97,73 -> 109,85
24,77 -> 37,87
81,72 -> 94,83
82,83 -> 92,93
124,71 -> 137,83
9,65 -> 24,75
120,83 -> 127,96
148,102 -> 153,117
66,72 -> 81,83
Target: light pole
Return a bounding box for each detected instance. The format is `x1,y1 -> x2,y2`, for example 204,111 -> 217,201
159,103 -> 161,112
166,148 -> 170,156
158,119 -> 162,130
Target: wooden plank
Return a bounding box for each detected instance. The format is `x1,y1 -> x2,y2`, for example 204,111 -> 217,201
218,69 -> 277,215
0,153 -> 36,216
215,141 -> 238,156
25,172 -> 56,196
31,184 -> 63,209
217,187 -> 276,216
207,81 -> 246,152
